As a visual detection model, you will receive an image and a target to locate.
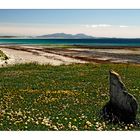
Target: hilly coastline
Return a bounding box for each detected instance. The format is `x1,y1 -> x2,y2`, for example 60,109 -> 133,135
0,33 -> 94,39
37,33 -> 94,39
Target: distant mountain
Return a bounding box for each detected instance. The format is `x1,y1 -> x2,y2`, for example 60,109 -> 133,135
0,36 -> 32,39
0,36 -> 18,38
1,34 -> 140,39
37,33 -> 94,39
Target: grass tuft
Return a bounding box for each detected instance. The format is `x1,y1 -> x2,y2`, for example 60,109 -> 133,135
0,50 -> 8,60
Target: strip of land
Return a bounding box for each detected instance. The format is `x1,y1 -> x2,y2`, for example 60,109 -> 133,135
0,45 -> 86,67
0,45 -> 140,67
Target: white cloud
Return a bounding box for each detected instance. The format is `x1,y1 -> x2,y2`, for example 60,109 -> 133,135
84,24 -> 90,28
119,25 -> 129,28
82,24 -> 129,28
92,24 -> 112,28
82,24 -> 112,28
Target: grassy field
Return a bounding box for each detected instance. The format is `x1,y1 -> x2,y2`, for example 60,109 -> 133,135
0,63 -> 140,130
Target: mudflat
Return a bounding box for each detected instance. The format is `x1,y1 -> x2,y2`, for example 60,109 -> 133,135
0,45 -> 140,67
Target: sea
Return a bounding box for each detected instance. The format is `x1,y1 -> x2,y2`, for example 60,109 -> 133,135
0,38 -> 140,48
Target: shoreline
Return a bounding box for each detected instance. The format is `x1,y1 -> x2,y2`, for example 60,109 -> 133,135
1,44 -> 140,49
0,45 -> 87,67
0,45 -> 140,67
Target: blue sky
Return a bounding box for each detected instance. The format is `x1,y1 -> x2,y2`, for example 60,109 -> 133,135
0,10 -> 140,37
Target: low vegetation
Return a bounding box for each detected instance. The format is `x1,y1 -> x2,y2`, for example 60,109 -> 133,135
0,63 -> 140,130
0,50 -> 8,60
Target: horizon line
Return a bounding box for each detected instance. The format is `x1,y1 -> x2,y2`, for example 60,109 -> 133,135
0,33 -> 140,39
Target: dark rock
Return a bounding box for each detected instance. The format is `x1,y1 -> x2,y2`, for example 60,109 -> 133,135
102,70 -> 138,123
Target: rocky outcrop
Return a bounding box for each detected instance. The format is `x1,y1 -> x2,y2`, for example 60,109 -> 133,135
102,70 -> 138,123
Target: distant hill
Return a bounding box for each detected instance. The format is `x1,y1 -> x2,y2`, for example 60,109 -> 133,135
37,33 -> 94,39
1,34 -> 140,39
0,36 -> 32,39
0,36 -> 18,38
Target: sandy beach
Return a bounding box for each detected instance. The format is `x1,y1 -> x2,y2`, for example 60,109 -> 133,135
0,45 -> 140,67
0,45 -> 87,67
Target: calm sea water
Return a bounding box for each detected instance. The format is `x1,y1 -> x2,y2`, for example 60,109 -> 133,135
0,38 -> 140,47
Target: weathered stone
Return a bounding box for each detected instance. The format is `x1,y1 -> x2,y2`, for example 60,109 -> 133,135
102,70 -> 138,123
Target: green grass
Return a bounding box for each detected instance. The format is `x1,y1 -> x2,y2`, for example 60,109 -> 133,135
0,50 -> 8,60
0,63 -> 140,130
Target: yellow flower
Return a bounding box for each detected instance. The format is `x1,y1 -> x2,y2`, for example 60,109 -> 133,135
68,122 -> 72,129
56,117 -> 59,119
130,124 -> 134,127
36,121 -> 39,125
73,118 -> 77,122
16,111 -> 23,116
97,127 -> 103,131
125,126 -> 128,130
64,118 -> 68,120
51,125 -> 58,130
86,121 -> 92,127
72,125 -> 78,131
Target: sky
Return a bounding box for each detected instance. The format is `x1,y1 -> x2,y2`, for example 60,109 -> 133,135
0,9 -> 140,38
